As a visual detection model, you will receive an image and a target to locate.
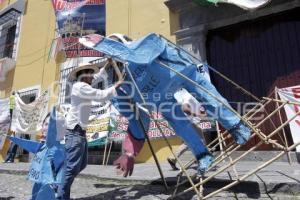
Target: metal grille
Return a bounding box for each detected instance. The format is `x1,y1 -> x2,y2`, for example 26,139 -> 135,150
59,66 -> 76,104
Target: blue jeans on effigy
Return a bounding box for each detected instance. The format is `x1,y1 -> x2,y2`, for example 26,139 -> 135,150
56,127 -> 88,200
93,33 -> 244,161
113,63 -> 241,160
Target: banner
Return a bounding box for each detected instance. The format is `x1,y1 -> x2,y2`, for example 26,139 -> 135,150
0,98 -> 10,150
277,86 -> 300,152
11,92 -> 49,134
86,101 -> 111,146
0,57 -> 16,82
86,103 -> 178,145
52,0 -> 106,58
109,107 -> 176,141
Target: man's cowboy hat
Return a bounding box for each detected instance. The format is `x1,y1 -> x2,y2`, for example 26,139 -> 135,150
68,63 -> 100,82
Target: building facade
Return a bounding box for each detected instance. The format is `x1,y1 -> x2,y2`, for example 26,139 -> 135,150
165,0 -> 300,150
0,0 -> 182,163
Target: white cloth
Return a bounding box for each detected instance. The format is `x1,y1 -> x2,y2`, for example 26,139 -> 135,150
0,98 -> 10,123
0,98 -> 10,150
92,66 -> 108,84
0,58 -> 16,82
174,88 -> 205,117
11,91 -> 49,134
66,79 -> 116,130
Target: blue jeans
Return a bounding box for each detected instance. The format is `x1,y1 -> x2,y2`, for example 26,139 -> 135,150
97,34 -> 243,160
56,127 -> 88,200
5,142 -> 18,162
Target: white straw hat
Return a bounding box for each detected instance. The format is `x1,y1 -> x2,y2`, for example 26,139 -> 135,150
68,63 -> 100,82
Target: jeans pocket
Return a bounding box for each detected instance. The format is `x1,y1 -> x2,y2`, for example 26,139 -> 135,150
65,137 -> 73,150
71,136 -> 84,149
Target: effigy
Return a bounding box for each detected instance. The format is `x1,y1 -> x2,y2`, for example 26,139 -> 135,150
80,33 -> 300,199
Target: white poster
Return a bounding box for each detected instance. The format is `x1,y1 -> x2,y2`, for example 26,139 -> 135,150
86,101 -> 111,146
11,91 -> 49,134
277,86 -> 300,152
0,98 -> 10,150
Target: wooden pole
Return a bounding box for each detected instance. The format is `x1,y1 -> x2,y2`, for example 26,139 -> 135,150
275,87 -> 292,164
174,110 -> 300,198
105,141 -> 113,165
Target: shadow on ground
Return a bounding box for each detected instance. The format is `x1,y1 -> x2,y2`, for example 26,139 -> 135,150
74,177 -> 261,200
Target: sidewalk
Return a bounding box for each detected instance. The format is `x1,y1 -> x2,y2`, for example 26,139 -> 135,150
1,160 -> 300,197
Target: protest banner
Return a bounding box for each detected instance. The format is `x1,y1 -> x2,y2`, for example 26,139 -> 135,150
11,92 -> 49,134
277,85 -> 300,152
52,0 -> 106,58
86,101 -> 110,146
0,98 -> 10,150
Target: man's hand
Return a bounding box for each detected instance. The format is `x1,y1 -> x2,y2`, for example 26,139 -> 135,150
113,153 -> 134,177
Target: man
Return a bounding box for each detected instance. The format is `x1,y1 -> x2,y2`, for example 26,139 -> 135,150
4,132 -> 18,163
9,91 -> 15,119
56,63 -> 123,200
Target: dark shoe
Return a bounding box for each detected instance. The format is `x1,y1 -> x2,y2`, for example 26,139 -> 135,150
167,158 -> 179,171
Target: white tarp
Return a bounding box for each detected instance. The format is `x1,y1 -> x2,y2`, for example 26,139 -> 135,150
0,98 -> 10,150
277,86 -> 300,152
0,58 -> 16,82
11,91 -> 49,134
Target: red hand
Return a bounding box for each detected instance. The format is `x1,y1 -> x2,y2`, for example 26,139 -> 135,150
113,154 -> 134,177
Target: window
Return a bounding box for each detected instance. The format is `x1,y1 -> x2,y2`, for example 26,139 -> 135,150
0,9 -> 21,60
18,88 -> 39,104
59,66 -> 76,104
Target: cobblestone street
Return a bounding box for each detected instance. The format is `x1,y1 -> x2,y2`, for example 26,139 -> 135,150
1,173 -> 300,200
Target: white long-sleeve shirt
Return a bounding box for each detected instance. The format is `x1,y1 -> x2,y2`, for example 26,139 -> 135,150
66,68 -> 116,130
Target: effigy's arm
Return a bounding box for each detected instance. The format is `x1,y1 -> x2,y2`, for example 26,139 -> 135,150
7,136 -> 43,154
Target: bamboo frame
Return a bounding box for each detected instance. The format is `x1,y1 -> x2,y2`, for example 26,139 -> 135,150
171,98 -> 293,195
172,107 -> 300,199
106,36 -> 300,199
275,87 -> 291,164
123,59 -> 300,200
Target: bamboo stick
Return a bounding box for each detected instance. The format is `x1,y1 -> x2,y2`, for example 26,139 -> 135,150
275,88 -> 292,164
175,110 -> 300,197
202,140 -> 300,199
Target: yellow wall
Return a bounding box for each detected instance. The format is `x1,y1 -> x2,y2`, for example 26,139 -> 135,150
0,0 -> 182,163
0,0 -> 59,161
106,0 -> 178,41
107,0 -> 182,163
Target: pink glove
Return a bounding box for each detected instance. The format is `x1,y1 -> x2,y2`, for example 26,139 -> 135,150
113,154 -> 134,177
113,133 -> 145,177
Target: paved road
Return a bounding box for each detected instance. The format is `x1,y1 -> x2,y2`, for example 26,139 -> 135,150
0,173 -> 300,200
